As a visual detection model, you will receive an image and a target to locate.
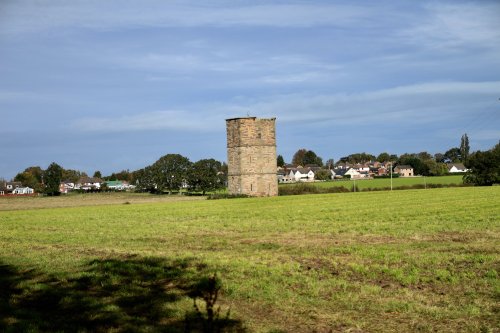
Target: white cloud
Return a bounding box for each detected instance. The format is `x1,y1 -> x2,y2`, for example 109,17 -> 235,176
472,130 -> 500,141
73,110 -> 222,133
228,81 -> 500,125
117,52 -> 341,75
0,90 -> 47,102
123,53 -> 203,72
260,71 -> 329,84
72,81 -> 500,134
0,1 -> 373,36
399,2 -> 500,51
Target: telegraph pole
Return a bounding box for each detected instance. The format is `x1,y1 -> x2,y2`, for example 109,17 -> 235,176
390,162 -> 393,191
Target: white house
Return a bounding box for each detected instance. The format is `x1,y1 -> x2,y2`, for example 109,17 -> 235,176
448,163 -> 468,173
59,182 -> 76,194
0,181 -> 22,195
288,168 -> 315,182
76,177 -> 103,191
12,187 -> 34,195
105,180 -> 136,190
344,168 -> 362,179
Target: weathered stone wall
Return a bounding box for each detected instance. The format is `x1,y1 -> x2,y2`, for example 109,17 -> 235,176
226,117 -> 278,197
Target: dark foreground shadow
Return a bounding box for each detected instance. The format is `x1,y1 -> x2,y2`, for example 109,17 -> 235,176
0,257 -> 245,333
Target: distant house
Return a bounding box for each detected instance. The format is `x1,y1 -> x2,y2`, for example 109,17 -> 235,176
331,168 -> 346,179
0,181 -> 22,195
394,165 -> 414,177
105,180 -> 136,191
344,168 -> 362,179
447,163 -> 468,173
76,177 -> 103,191
59,181 -> 76,194
376,167 -> 388,176
335,162 -> 351,170
354,163 -> 370,173
332,168 -> 361,179
369,167 -> 380,177
288,168 -> 315,182
1,182 -> 34,195
277,170 -> 292,183
12,187 -> 34,195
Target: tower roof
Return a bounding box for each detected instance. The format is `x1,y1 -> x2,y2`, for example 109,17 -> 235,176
225,117 -> 275,121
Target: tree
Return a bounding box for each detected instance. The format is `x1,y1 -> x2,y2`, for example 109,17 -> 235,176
346,153 -> 375,164
62,169 -> 87,183
14,166 -> 44,192
303,150 -> 323,166
464,142 -> 500,186
444,147 -> 461,163
14,172 -> 40,191
44,162 -> 63,196
428,161 -> 448,176
434,153 -> 445,163
93,171 -> 102,179
134,166 -> 156,193
417,151 -> 433,161
460,133 -> 470,164
314,169 -> 331,181
376,152 -> 391,163
292,149 -> 307,166
187,159 -> 224,195
151,154 -> 192,193
398,154 -> 429,176
277,155 -> 285,168
104,170 -> 132,182
23,166 -> 43,183
325,159 -> 335,169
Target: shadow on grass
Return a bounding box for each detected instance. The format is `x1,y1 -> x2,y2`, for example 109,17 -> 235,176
0,257 -> 245,333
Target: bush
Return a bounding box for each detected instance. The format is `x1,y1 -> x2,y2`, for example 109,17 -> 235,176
279,183 -> 349,196
278,183 -> 319,195
374,174 -> 400,178
326,186 -> 350,193
279,181 -> 471,196
207,193 -> 249,200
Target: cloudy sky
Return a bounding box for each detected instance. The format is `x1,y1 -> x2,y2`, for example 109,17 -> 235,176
1,0 -> 499,178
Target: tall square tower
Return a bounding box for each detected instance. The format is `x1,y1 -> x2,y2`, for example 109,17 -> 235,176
226,117 -> 278,197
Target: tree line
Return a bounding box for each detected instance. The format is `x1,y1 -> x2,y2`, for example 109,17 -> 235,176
133,154 -> 226,194
10,154 -> 227,196
7,134 -> 499,194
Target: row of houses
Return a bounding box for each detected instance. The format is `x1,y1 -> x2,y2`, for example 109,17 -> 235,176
60,177 -> 135,193
0,178 -> 135,196
0,181 -> 35,196
277,162 -> 468,183
278,166 -> 327,182
1,162 -> 469,194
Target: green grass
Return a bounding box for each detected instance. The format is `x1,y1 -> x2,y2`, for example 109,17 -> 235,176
0,191 -> 205,211
0,186 -> 499,332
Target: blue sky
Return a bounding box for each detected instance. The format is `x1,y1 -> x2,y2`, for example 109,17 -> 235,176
1,0 -> 499,179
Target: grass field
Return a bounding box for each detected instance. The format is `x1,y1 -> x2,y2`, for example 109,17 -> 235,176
280,175 -> 465,191
0,187 -> 499,332
0,192 -> 205,211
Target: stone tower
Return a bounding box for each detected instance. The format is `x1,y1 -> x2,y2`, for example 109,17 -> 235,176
226,117 -> 278,197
